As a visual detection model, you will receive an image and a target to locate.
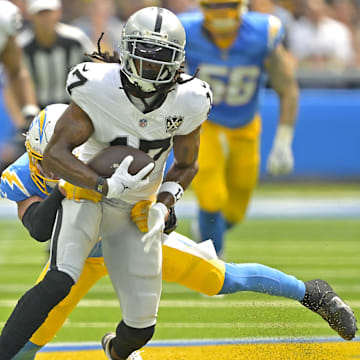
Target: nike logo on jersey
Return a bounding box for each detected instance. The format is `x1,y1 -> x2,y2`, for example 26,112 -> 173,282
82,64 -> 89,72
1,170 -> 31,197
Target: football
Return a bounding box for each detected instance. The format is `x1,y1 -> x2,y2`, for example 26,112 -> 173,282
87,145 -> 155,178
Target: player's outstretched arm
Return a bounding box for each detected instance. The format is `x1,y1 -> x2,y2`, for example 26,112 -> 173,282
265,45 -> 299,176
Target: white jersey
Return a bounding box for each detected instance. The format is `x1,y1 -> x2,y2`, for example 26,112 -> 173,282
0,0 -> 20,54
66,62 -> 212,204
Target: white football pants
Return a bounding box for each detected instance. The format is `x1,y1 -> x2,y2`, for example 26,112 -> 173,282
49,198 -> 162,328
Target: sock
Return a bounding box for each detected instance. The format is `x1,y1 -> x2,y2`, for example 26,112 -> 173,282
225,220 -> 235,230
219,263 -> 306,301
199,209 -> 226,255
0,271 -> 73,359
13,341 -> 42,360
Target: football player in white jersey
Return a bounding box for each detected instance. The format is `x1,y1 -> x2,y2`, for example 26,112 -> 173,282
0,0 -> 39,167
0,103 -> 355,359
0,7 -> 212,360
1,104 -> 356,360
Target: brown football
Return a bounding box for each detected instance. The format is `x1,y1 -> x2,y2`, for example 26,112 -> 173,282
87,145 -> 155,178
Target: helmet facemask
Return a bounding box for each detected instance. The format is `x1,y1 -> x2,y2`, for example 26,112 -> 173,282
121,34 -> 185,93
200,0 -> 247,49
26,140 -> 58,195
25,104 -> 67,195
119,7 -> 186,95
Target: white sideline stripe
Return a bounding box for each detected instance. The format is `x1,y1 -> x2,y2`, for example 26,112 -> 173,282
0,257 -> 45,265
1,283 -> 360,295
0,321 -> 338,330
62,322 -> 332,329
1,257 -> 360,267
1,197 -> 360,219
1,299 -> 360,308
1,269 -> 359,280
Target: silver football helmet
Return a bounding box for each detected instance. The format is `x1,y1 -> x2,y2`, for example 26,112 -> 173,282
119,7 -> 186,93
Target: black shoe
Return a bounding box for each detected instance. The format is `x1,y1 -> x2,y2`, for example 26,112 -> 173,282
301,279 -> 357,340
101,332 -> 116,360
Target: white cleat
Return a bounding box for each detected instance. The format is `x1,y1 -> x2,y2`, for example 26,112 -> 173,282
127,350 -> 144,360
101,332 -> 144,359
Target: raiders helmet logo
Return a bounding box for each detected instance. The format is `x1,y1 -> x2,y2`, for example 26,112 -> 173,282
165,116 -> 183,133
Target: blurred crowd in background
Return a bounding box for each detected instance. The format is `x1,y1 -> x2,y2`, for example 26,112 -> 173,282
11,0 -> 360,72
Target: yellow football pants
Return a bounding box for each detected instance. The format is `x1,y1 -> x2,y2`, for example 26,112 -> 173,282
30,244 -> 225,346
192,115 -> 261,224
30,258 -> 107,346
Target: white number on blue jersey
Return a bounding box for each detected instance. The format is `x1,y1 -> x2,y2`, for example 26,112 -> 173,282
199,64 -> 260,106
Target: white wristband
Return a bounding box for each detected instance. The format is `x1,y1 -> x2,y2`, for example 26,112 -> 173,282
159,181 -> 184,203
273,124 -> 294,148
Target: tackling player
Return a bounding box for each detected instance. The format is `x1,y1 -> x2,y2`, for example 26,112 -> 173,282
179,0 -> 299,256
1,104 -> 357,359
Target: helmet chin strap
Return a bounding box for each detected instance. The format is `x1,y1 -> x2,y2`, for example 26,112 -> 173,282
134,79 -> 156,93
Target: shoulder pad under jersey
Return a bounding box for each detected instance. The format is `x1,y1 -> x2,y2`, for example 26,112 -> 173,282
174,76 -> 212,135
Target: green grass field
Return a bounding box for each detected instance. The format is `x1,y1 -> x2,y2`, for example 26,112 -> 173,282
0,208 -> 359,344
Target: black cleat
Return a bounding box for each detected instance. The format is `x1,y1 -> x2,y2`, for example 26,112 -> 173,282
101,332 -> 143,360
301,279 -> 358,340
101,332 -> 116,360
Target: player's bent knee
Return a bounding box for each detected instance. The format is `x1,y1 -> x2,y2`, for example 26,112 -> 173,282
163,245 -> 225,296
192,179 -> 227,212
39,270 -> 74,303
195,191 -> 227,213
112,320 -> 155,358
199,259 -> 226,296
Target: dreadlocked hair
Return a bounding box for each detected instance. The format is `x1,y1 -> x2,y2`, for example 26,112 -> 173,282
85,33 -> 120,64
176,64 -> 200,85
85,33 -> 199,91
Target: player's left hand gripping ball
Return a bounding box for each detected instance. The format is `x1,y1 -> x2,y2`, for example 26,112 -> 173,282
140,202 -> 169,253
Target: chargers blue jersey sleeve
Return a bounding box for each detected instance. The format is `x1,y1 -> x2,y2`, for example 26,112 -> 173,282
0,153 -> 48,201
179,11 -> 284,128
0,153 -> 103,259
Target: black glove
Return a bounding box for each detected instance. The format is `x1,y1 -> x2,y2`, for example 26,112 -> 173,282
164,207 -> 177,235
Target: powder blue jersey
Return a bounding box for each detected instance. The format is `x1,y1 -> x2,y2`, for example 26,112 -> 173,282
0,153 -> 102,257
0,153 -> 48,201
179,11 -> 284,128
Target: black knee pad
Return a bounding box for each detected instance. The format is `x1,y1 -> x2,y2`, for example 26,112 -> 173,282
112,321 -> 155,359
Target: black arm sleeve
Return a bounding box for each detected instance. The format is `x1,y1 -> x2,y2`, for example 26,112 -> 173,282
22,186 -> 65,242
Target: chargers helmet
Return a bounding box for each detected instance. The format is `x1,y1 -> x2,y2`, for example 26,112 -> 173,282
25,103 -> 68,195
119,7 -> 186,93
199,0 -> 248,49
